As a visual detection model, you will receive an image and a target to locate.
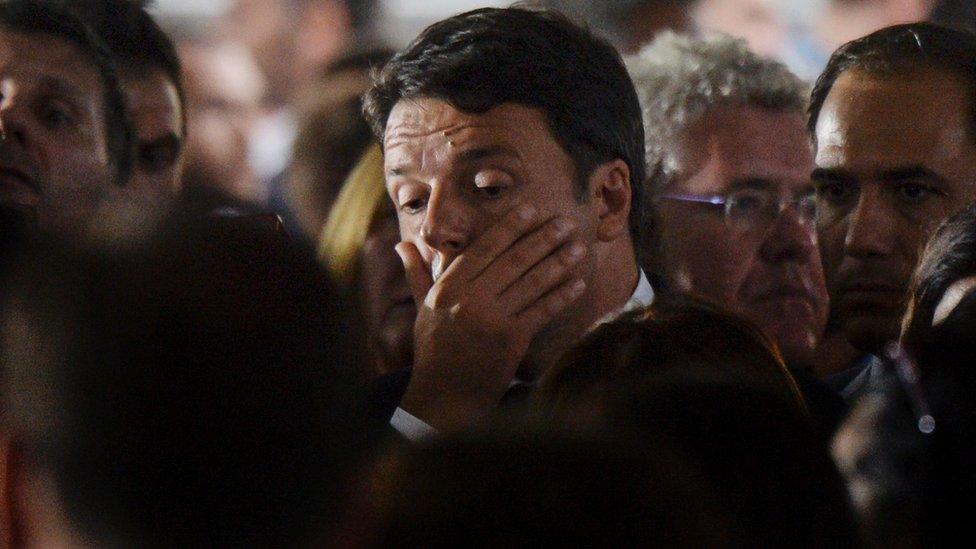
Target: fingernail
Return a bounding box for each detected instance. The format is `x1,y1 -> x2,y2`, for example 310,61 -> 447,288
554,218 -> 575,237
570,279 -> 586,297
517,204 -> 537,221
568,241 -> 585,259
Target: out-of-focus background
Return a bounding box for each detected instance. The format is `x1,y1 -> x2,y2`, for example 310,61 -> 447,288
156,0 -> 974,251
153,0 -> 973,81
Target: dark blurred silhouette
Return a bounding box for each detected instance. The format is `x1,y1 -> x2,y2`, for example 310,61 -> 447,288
607,373 -> 859,548
536,297 -> 808,427
930,0 -> 976,31
0,215 -> 377,547
834,204 -> 976,547
359,425 -> 739,547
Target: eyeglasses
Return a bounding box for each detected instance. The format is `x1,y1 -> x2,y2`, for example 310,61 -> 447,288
658,188 -> 817,232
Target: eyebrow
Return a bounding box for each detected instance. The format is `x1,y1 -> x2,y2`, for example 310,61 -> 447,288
456,146 -> 521,164
139,133 -> 182,153
725,177 -> 775,191
877,166 -> 949,185
811,168 -> 855,183
811,166 -> 951,186
387,145 -> 521,178
38,75 -> 87,104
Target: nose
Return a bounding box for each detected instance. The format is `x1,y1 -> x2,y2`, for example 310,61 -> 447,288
759,202 -> 817,263
843,188 -> 896,259
0,85 -> 28,150
419,183 -> 472,257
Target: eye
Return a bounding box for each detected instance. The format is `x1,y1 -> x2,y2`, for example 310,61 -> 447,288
40,104 -> 73,129
399,196 -> 427,215
477,185 -> 504,198
473,170 -> 512,200
895,182 -> 942,205
138,144 -> 178,174
726,189 -> 769,218
815,181 -> 857,207
394,184 -> 429,215
797,193 -> 818,222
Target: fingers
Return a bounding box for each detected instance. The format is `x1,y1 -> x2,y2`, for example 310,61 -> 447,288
443,203 -> 543,282
476,215 -> 579,293
396,241 -> 433,307
498,239 -> 586,314
515,277 -> 587,333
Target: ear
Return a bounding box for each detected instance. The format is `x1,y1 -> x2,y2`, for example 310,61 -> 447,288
589,159 -> 632,242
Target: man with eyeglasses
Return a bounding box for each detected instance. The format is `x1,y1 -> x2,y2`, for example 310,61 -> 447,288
629,32 -> 829,373
809,23 -> 976,400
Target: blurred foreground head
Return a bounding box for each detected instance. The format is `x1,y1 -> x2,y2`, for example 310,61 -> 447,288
0,215 -> 374,547
832,204 -> 976,546
536,296 -> 806,422
361,425 -> 736,547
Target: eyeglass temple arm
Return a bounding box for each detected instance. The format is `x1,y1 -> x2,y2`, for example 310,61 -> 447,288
658,192 -> 725,206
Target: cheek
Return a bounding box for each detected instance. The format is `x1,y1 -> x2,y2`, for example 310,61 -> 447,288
816,219 -> 846,278
658,213 -> 755,301
47,147 -> 112,192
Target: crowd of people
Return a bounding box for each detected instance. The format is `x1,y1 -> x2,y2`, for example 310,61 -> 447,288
1,0 -> 975,546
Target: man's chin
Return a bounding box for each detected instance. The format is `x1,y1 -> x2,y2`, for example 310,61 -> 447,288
751,319 -> 817,367
842,314 -> 901,356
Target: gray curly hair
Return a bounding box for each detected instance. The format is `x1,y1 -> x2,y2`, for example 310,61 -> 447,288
625,31 -> 810,194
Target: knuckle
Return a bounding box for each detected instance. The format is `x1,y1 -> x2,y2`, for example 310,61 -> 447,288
426,285 -> 452,308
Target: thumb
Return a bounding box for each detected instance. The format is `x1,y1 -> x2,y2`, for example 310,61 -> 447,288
395,241 -> 433,306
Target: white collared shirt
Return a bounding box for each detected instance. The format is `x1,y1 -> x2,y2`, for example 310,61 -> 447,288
391,269 -> 655,441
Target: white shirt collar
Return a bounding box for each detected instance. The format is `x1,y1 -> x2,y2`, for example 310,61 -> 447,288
593,269 -> 654,328
624,268 -> 655,313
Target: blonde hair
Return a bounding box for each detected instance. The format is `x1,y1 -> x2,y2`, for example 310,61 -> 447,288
318,143 -> 387,286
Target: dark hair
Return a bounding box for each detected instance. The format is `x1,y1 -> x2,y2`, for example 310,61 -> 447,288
607,374 -> 858,547
363,7 -> 646,242
901,204 -> 976,366
61,0 -> 186,138
0,0 -> 133,186
809,22 -> 976,144
1,217 -> 376,546
536,295 -> 807,418
366,425 -> 737,547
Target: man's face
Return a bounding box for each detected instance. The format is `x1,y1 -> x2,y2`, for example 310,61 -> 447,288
653,105 -> 828,365
383,97 -> 598,304
180,42 -> 263,203
0,31 -> 113,234
814,68 -> 976,354
122,68 -> 184,204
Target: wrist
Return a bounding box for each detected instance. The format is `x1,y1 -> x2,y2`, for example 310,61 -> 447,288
399,377 -> 500,432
